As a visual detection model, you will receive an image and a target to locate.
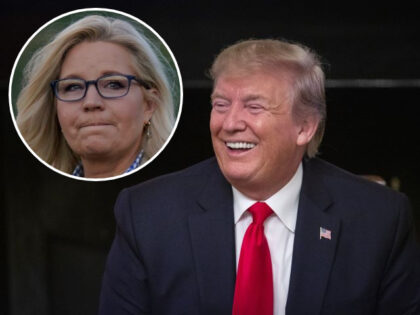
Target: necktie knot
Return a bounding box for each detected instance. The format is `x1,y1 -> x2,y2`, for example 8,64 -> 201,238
248,202 -> 273,225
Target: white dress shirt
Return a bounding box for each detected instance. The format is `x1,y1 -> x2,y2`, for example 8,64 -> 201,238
233,163 -> 303,315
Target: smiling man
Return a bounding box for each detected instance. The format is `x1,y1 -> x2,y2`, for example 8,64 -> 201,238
100,39 -> 420,315
210,72 -> 315,201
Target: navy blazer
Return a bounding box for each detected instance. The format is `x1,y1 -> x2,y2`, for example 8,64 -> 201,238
99,158 -> 420,314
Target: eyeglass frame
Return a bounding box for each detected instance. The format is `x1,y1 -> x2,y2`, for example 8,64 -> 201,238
50,74 -> 151,102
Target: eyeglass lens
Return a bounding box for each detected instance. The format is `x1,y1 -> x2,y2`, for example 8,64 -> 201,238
55,75 -> 131,101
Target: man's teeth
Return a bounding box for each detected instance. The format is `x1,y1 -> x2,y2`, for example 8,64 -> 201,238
226,142 -> 256,149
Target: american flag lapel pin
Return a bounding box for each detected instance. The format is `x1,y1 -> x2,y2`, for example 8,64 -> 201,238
320,227 -> 332,240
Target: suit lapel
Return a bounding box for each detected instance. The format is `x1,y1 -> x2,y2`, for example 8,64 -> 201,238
188,162 -> 236,314
286,159 -> 341,315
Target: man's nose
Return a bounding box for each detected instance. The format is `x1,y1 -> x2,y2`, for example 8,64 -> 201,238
82,84 -> 105,111
222,102 -> 246,132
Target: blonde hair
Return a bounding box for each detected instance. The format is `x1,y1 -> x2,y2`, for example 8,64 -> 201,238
16,15 -> 176,173
210,39 -> 326,157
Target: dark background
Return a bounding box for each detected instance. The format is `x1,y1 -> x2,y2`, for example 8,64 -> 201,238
1,2 -> 419,314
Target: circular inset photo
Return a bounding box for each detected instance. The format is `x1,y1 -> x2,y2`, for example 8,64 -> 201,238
9,8 -> 183,181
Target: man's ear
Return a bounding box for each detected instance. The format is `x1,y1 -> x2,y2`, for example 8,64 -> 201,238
296,114 -> 320,146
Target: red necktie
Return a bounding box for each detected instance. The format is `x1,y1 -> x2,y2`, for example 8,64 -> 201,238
232,202 -> 274,315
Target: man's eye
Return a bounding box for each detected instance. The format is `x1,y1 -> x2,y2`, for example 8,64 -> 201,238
246,104 -> 264,113
212,102 -> 229,112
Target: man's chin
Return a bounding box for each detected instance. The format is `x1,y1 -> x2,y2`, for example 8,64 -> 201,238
220,167 -> 256,187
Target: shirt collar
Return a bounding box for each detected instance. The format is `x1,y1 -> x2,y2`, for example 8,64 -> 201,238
232,162 -> 303,232
72,149 -> 144,177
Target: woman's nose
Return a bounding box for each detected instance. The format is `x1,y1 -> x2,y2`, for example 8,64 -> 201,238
82,84 -> 105,111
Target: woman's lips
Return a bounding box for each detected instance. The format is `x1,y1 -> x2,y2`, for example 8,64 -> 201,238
79,121 -> 113,128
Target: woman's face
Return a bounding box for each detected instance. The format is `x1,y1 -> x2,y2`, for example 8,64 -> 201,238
56,41 -> 155,165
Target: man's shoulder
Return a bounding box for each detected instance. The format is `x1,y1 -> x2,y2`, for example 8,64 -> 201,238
113,157 -> 229,226
305,157 -> 409,215
122,157 -> 222,201
306,158 -> 393,191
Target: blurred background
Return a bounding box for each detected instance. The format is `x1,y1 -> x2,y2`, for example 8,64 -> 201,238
1,1 -> 419,314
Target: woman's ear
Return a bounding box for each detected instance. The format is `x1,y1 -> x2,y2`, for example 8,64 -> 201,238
143,88 -> 158,122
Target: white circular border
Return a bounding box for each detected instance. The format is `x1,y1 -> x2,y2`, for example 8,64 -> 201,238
8,8 -> 184,182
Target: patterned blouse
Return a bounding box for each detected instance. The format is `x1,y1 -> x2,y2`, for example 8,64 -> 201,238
72,150 -> 144,177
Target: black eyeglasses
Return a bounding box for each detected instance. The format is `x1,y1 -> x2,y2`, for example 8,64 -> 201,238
50,74 -> 151,102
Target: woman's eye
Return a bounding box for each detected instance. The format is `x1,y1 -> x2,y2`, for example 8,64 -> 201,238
63,83 -> 83,92
104,80 -> 125,90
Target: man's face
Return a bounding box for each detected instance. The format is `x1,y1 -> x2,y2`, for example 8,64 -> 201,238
210,70 -> 315,199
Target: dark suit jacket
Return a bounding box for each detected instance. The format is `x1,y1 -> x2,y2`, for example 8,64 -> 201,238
99,158 -> 420,314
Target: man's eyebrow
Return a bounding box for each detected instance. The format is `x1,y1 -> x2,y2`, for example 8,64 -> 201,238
243,94 -> 268,102
211,93 -> 269,102
210,92 -> 229,101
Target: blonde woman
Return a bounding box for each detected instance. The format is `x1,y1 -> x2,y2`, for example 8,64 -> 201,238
16,14 -> 176,178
